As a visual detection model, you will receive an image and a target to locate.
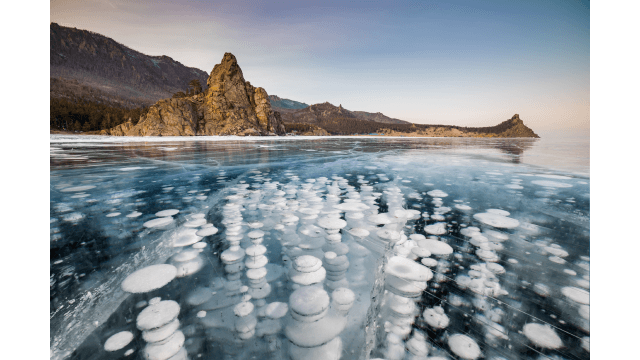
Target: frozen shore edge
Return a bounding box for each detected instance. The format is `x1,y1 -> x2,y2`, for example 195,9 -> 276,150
50,135 -> 540,143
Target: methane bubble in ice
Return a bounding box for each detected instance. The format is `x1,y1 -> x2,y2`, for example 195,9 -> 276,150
412,247 -> 431,258
172,228 -> 202,247
186,287 -> 213,306
486,263 -> 505,274
121,264 -> 177,293
424,222 -> 447,235
104,331 -> 134,352
156,209 -> 179,217
427,190 -> 448,197
561,286 -> 590,304
184,218 -> 207,228
143,331 -> 184,360
196,226 -> 218,237
537,174 -> 573,180
549,256 -> 566,264
143,217 -> 174,229
172,249 -> 200,262
137,300 -> 180,331
484,229 -> 509,242
61,185 -> 96,192
473,212 -> 519,228
265,302 -> 289,319
486,209 -> 510,216
142,318 -> 180,343
289,285 -> 330,321
418,239 -> 453,256
531,180 -> 573,188
423,306 -> 449,329
421,258 -> 438,267
448,334 -> 481,360
522,323 -> 563,349
348,228 -> 370,238
387,256 -> 433,282
579,305 -> 589,320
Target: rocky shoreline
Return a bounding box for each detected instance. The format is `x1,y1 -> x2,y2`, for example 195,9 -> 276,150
96,53 -> 538,138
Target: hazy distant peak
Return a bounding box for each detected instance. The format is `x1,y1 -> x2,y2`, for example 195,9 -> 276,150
268,95 -> 309,110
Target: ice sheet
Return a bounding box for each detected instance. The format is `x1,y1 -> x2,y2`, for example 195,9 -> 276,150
50,137 -> 589,360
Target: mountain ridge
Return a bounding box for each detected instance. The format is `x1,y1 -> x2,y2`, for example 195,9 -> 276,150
275,101 -> 411,125
50,24 -> 539,138
268,95 -> 309,110
50,23 -> 208,106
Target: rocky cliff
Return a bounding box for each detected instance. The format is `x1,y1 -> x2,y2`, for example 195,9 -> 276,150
492,114 -> 540,138
103,53 -> 286,136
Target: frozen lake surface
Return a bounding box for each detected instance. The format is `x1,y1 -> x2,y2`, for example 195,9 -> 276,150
50,135 -> 589,360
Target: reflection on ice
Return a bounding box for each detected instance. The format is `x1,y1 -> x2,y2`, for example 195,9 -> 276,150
50,137 -> 589,360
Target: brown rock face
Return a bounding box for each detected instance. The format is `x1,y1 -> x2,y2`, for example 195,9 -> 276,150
106,53 -> 285,136
495,114 -> 540,138
108,120 -> 136,136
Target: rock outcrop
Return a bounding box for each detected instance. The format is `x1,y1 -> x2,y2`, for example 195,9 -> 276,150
105,53 -> 286,136
494,114 -> 539,138
371,114 -> 539,138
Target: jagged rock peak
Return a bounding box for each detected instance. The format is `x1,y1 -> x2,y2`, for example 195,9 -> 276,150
207,52 -> 243,89
103,52 -> 286,136
499,113 -> 539,138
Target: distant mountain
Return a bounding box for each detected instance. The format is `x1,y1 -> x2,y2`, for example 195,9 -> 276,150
350,111 -> 410,124
268,95 -> 308,110
282,111 -> 539,138
278,102 -> 355,123
50,23 -> 208,107
277,101 -> 411,126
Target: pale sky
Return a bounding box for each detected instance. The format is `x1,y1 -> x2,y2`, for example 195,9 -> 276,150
51,0 -> 590,131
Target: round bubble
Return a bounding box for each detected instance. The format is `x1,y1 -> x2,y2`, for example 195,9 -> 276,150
523,323 -> 563,349
143,217 -> 174,228
531,180 -> 573,188
561,286 -> 589,304
104,331 -> 134,352
473,212 -> 519,229
122,264 -> 177,293
156,209 -> 179,217
448,334 -> 481,359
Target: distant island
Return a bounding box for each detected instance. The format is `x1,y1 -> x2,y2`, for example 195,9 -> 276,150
50,23 -> 539,138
